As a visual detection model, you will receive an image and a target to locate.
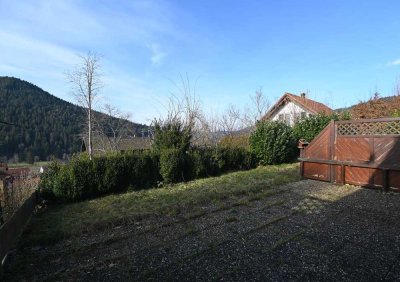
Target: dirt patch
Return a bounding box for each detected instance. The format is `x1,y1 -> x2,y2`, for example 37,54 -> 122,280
5,180 -> 400,281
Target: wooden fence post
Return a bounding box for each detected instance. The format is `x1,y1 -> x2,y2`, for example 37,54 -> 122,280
383,169 -> 389,192
341,164 -> 345,185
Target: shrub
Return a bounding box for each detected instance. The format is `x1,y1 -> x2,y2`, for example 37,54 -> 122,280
51,165 -> 73,200
49,154 -> 98,201
40,147 -> 257,202
127,150 -> 160,189
159,148 -> 186,184
40,151 -> 161,202
217,147 -> 256,171
219,135 -> 250,150
187,148 -> 211,179
152,120 -> 191,152
250,121 -> 296,165
293,113 -> 341,142
187,147 -> 256,179
38,160 -> 61,200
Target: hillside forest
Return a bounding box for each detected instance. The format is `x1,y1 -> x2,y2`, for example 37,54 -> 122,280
0,77 -> 147,163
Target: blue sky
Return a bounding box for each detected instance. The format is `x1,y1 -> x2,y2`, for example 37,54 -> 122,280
1,0 -> 400,124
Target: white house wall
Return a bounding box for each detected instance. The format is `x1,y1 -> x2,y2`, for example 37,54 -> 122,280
270,101 -> 311,126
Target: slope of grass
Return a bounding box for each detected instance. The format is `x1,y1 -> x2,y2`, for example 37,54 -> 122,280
25,163 -> 299,245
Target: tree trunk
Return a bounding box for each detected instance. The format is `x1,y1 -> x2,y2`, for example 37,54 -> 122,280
88,108 -> 93,160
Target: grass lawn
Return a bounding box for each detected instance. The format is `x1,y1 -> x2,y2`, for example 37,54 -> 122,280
9,163 -> 400,281
25,163 -> 299,245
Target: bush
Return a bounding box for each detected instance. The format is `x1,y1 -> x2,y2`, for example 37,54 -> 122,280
250,121 -> 296,165
160,149 -> 186,184
217,147 -> 256,171
219,135 -> 250,150
40,151 -> 161,202
187,148 -> 215,179
40,147 -> 257,202
292,114 -> 337,142
187,147 -> 256,179
127,150 -> 160,189
152,120 -> 191,152
38,160 -> 61,200
50,154 -> 99,201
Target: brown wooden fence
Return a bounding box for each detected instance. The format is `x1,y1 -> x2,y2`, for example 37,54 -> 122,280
0,169 -> 39,270
0,191 -> 37,267
298,118 -> 400,192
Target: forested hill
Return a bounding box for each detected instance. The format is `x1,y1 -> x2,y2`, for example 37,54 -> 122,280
0,76 -> 147,162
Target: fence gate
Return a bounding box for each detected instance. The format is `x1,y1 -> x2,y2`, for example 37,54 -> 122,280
299,118 -> 400,192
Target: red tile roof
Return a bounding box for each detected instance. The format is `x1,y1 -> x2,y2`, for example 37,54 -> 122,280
263,93 -> 333,120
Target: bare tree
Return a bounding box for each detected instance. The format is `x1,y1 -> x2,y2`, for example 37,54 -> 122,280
153,74 -> 202,144
67,52 -> 102,160
251,88 -> 270,121
395,78 -> 400,96
94,104 -> 133,152
195,110 -> 221,146
220,104 -> 243,137
242,88 -> 270,128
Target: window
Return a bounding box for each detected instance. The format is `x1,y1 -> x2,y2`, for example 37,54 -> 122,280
301,112 -> 307,119
284,114 -> 290,125
278,114 -> 284,121
294,113 -> 300,122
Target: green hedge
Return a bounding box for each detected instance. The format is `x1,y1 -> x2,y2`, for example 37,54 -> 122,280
293,113 -> 351,142
187,147 -> 256,179
160,148 -> 186,184
250,121 -> 297,165
293,114 -> 336,142
39,147 -> 256,202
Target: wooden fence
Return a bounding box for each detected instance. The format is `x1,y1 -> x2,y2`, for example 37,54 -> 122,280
0,192 -> 37,266
299,118 -> 400,191
0,170 -> 38,223
0,169 -> 39,269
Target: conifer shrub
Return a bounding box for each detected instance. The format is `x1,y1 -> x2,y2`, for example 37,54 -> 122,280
187,148 -> 210,178
40,151 -> 161,202
293,113 -> 337,142
187,147 -> 256,179
250,121 -> 296,165
40,147 -> 256,202
38,160 -> 61,200
152,120 -> 191,152
159,148 -> 186,184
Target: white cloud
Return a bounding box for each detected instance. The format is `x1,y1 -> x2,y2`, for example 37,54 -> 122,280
0,0 -> 183,124
149,44 -> 167,65
0,31 -> 77,66
387,59 -> 400,66
0,1 -> 106,48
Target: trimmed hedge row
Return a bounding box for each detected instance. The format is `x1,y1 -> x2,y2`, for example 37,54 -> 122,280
40,150 -> 160,201
39,147 -> 256,202
250,121 -> 297,165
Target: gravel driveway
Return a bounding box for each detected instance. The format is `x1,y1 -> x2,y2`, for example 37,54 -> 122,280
7,180 -> 400,281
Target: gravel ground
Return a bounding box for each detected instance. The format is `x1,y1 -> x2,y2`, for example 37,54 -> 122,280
5,180 -> 400,281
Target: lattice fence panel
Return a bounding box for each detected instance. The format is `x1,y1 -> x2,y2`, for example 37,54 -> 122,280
337,120 -> 400,136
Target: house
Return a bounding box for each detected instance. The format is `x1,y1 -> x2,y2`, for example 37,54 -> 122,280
262,93 -> 333,126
